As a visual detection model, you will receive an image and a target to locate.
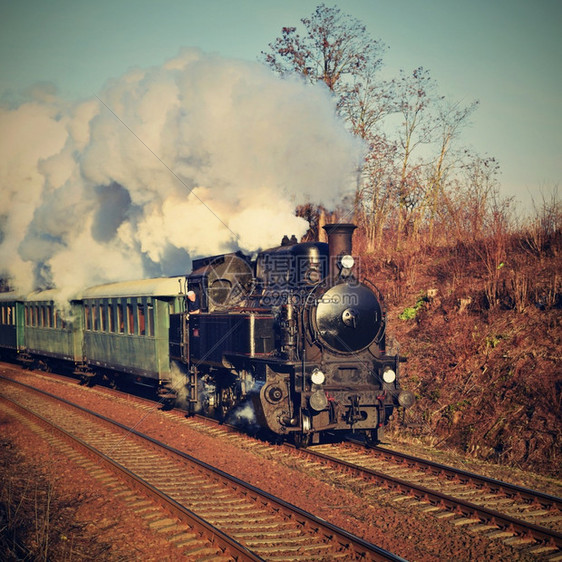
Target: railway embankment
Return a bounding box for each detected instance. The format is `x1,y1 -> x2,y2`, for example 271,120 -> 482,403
368,227 -> 561,478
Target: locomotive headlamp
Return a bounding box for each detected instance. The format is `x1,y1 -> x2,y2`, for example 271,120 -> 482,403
311,369 -> 325,385
382,367 -> 396,384
340,255 -> 355,269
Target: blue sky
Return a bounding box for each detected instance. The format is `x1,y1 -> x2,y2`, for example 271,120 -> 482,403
1,0 -> 561,208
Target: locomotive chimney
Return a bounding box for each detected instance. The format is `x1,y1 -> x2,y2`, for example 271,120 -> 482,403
323,223 -> 357,282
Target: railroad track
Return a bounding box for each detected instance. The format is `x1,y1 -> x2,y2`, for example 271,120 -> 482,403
4,366 -> 562,559
0,377 -> 402,561
307,442 -> 562,559
166,416 -> 562,560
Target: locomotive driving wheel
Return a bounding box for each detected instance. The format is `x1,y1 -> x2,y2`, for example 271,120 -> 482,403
218,386 -> 236,422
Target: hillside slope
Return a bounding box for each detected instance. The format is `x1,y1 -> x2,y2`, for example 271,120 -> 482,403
366,232 -> 561,477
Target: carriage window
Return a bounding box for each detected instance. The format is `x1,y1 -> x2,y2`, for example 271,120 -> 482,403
0,306 -> 4,324
93,304 -> 99,331
108,304 -> 115,332
99,304 -> 106,332
127,304 -> 134,334
47,305 -> 53,328
25,306 -> 29,326
147,303 -> 154,337
138,303 -> 145,336
118,304 -> 124,334
85,305 -> 91,331
33,306 -> 38,327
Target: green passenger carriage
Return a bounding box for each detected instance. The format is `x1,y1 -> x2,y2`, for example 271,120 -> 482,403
79,277 -> 185,388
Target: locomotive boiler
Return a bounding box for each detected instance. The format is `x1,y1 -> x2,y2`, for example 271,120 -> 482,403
174,224 -> 414,446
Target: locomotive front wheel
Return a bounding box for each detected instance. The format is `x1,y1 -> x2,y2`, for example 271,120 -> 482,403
364,429 -> 379,446
294,432 -> 312,448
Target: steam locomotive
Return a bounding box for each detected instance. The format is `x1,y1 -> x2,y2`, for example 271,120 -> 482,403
0,223 -> 414,446
170,223 -> 414,445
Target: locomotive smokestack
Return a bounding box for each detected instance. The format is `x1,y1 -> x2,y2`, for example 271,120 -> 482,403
323,223 -> 357,282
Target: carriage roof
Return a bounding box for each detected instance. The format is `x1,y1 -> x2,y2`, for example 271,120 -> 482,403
79,276 -> 185,299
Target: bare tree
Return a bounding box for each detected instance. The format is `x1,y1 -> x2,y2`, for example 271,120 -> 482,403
261,4 -> 385,96
390,67 -> 441,245
425,99 -> 479,243
262,4 -> 392,225
359,134 -> 399,251
262,4 -> 490,252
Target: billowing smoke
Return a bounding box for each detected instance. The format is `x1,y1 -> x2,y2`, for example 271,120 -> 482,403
0,48 -> 364,298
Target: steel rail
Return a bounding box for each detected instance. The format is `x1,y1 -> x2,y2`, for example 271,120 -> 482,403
369,444 -> 562,511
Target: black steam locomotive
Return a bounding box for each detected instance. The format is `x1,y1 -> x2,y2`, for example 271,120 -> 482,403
170,224 -> 414,445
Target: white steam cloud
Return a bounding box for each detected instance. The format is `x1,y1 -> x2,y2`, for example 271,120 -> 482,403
0,48 -> 364,297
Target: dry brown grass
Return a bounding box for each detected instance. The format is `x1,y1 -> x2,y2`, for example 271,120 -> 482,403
359,213 -> 561,477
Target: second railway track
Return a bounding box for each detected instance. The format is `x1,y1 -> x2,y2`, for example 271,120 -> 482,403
307,442 -> 562,557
